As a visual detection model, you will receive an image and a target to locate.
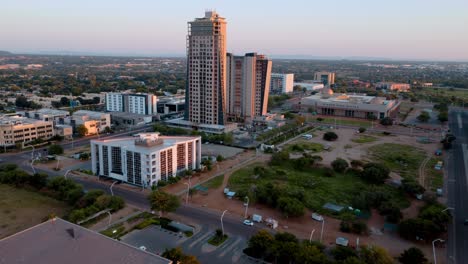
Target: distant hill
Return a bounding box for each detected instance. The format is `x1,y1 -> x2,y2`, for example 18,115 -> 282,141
0,50 -> 13,55
0,51 -> 13,56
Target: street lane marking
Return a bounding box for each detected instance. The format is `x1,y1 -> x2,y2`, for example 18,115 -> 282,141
457,114 -> 463,129
463,144 -> 468,193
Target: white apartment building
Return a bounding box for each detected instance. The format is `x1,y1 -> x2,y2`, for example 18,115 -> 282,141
67,110 -> 111,136
0,115 -> 54,147
106,93 -> 124,112
105,92 -> 157,115
91,133 -> 201,187
270,73 -> 294,94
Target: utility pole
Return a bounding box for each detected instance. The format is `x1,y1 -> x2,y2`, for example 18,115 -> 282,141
244,196 -> 249,219
320,219 -> 325,242
309,229 -> 315,242
221,210 -> 228,236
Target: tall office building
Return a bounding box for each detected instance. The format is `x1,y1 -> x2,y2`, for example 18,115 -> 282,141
185,11 -> 227,125
226,53 -> 272,123
314,72 -> 335,86
105,93 -> 157,115
270,73 -> 294,94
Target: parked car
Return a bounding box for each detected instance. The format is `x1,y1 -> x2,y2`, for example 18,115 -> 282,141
243,219 -> 254,226
435,149 -> 442,156
139,246 -> 147,251
312,213 -> 324,222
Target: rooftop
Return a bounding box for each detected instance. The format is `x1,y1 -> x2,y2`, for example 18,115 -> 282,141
304,92 -> 393,106
26,108 -> 69,116
0,115 -> 50,126
92,132 -> 200,151
73,110 -> 108,118
0,218 -> 171,264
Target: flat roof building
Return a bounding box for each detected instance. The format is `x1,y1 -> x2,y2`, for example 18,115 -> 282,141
91,133 -> 201,187
106,92 -> 158,115
0,114 -> 54,147
0,218 -> 171,264
68,110 -> 111,136
301,87 -> 400,120
270,73 -> 294,94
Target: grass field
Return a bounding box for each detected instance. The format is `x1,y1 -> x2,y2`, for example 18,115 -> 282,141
228,163 -> 409,214
202,175 -> 225,189
368,143 -> 426,179
351,135 -> 378,144
0,184 -> 70,239
421,87 -> 468,100
427,157 -> 444,191
285,140 -> 324,153
309,117 -> 372,128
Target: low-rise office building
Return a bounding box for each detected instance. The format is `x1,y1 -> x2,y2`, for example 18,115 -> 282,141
91,133 -> 201,187
110,112 -> 153,127
376,82 -> 411,92
301,87 -> 400,120
0,115 -> 54,147
55,124 -> 73,139
20,108 -> 70,125
0,218 -> 171,264
67,110 -> 111,136
314,72 -> 335,86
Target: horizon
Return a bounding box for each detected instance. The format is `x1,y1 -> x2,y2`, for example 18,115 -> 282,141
2,0 -> 468,61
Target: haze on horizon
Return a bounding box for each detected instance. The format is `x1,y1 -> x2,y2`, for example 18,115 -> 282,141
1,0 -> 468,61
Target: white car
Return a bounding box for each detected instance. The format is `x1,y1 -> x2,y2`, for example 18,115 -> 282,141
139,246 -> 147,251
243,219 -> 254,226
312,213 -> 324,222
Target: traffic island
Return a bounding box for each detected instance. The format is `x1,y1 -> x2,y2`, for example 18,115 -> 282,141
207,229 -> 228,246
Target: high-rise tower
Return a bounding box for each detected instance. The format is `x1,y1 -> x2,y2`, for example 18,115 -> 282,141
185,11 -> 227,125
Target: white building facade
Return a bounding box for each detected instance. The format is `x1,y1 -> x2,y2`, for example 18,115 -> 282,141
270,73 -> 294,94
105,93 -> 157,115
91,133 -> 201,187
67,110 -> 111,136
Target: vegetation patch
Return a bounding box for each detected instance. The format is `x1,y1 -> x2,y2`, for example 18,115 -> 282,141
208,229 -> 228,246
427,158 -> 444,191
285,141 -> 324,153
201,175 -> 224,189
351,135 -> 378,144
228,160 -> 409,217
0,184 -> 70,239
311,117 -> 372,128
368,143 -> 426,179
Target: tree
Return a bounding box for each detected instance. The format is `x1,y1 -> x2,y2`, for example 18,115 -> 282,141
270,150 -> 290,166
331,246 -> 358,261
216,155 -> 224,162
60,97 -> 70,106
417,111 -> 430,122
358,127 -> 366,133
76,124 -> 88,137
148,190 -> 180,216
295,115 -> 306,126
277,196 -> 305,217
48,144 -> 64,155
323,131 -> 338,141
438,111 -> 448,122
331,158 -> 349,173
246,230 -> 275,258
398,247 -> 428,264
360,163 -> 390,184
103,126 -> 112,134
360,245 -> 393,264
380,117 -> 393,126
161,247 -> 200,264
401,178 -> 425,196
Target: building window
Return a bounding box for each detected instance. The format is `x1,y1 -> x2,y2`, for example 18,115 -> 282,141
111,146 -> 122,175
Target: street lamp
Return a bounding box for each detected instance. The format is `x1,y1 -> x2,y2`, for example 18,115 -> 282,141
309,229 -> 315,242
220,210 -> 228,236
183,182 -> 190,204
110,181 -> 118,196
107,211 -> 112,228
320,218 -> 325,242
442,207 -> 454,213
432,238 -> 444,264
244,196 -> 249,219
64,169 -> 71,179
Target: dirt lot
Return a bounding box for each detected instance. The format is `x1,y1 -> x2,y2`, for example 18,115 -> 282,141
34,156 -> 86,171
201,144 -> 245,158
0,184 -> 70,239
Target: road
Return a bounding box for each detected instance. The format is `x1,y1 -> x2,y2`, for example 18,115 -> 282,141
447,108 -> 468,264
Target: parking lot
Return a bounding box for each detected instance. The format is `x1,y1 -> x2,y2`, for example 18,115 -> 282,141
121,225 -> 255,264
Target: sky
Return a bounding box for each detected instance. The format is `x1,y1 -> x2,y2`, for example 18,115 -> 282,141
1,0 -> 468,61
